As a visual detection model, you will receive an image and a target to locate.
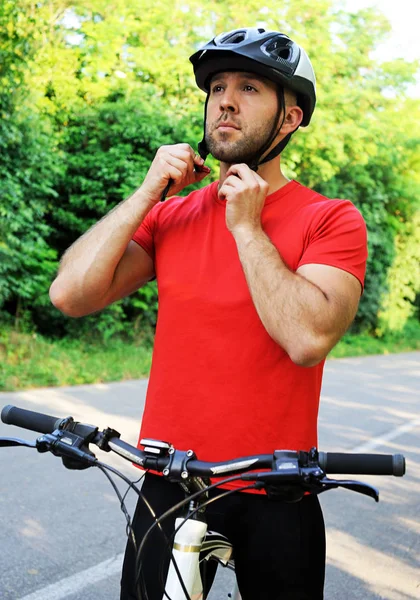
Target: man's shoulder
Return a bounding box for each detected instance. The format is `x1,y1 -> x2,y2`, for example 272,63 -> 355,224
291,181 -> 338,204
293,181 -> 363,218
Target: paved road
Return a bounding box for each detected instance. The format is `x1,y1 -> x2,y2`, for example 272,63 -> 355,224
0,353 -> 419,599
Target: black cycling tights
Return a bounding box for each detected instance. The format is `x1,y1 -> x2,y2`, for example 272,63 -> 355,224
120,473 -> 326,600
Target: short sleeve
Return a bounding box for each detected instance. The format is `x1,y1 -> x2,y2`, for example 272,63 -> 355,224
132,208 -> 157,259
298,200 -> 368,289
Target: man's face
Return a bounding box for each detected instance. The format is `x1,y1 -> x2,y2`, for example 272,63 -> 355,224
205,71 -> 280,164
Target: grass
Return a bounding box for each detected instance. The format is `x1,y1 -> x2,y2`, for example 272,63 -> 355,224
0,329 -> 153,391
1,321 -> 419,391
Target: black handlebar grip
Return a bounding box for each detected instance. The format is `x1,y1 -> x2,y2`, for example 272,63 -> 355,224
1,405 -> 63,434
318,452 -> 405,477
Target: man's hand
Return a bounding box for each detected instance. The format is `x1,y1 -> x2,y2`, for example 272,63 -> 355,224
141,144 -> 211,205
218,164 -> 269,234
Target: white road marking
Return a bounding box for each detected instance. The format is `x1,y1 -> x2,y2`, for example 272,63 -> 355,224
351,417 -> 420,453
18,554 -> 123,600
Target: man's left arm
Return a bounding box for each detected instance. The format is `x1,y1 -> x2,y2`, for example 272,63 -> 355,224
234,230 -> 360,367
219,164 -> 364,367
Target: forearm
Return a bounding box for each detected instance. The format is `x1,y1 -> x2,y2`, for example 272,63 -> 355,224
50,188 -> 153,314
233,227 -> 342,366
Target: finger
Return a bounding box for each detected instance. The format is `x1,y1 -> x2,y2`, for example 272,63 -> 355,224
194,166 -> 211,182
193,153 -> 206,169
164,146 -> 208,182
174,144 -> 204,169
176,143 -> 196,157
225,163 -> 254,180
164,154 -> 190,173
218,181 -> 237,200
217,182 -> 228,199
222,175 -> 244,191
163,156 -> 189,183
226,164 -> 267,190
166,148 -> 195,169
155,148 -> 190,177
218,178 -> 237,193
226,164 -> 268,194
172,149 -> 206,181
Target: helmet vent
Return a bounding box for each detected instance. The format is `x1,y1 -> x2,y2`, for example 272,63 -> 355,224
260,36 -> 300,75
265,41 -> 291,61
218,30 -> 247,45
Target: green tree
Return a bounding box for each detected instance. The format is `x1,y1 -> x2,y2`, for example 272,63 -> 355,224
0,0 -> 59,327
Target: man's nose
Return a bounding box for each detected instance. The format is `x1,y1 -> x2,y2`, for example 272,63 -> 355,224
219,91 -> 238,113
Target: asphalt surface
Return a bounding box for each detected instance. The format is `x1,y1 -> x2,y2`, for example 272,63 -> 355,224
0,353 -> 419,599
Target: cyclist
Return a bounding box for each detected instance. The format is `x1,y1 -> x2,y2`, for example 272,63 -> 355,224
50,28 -> 368,599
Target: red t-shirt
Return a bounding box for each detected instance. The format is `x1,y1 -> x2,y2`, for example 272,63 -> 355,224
132,180 -> 367,489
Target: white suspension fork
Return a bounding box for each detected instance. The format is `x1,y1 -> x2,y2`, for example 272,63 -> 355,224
163,517 -> 208,600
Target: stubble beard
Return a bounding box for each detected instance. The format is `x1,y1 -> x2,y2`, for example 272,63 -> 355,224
205,115 -> 277,165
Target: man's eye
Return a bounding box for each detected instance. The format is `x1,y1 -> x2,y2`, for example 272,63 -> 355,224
212,85 -> 223,93
244,85 -> 256,92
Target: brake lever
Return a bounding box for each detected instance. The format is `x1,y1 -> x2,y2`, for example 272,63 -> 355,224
242,468 -> 380,502
317,478 -> 379,502
0,437 -> 36,449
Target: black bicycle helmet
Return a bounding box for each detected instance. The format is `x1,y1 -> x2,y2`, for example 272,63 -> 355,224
190,28 -> 316,168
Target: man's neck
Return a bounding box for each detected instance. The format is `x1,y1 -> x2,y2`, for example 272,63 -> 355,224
218,157 -> 290,196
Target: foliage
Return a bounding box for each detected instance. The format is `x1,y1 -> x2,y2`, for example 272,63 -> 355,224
330,319 -> 420,359
0,1 -> 59,322
309,98 -> 420,332
377,211 -> 420,333
0,0 -> 419,344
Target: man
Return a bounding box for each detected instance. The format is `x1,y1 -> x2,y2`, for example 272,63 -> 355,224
50,28 -> 367,599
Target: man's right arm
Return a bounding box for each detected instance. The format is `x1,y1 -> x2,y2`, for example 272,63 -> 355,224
49,144 -> 210,317
49,189 -> 156,317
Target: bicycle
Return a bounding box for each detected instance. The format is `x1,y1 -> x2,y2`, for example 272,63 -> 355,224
1,404 -> 406,600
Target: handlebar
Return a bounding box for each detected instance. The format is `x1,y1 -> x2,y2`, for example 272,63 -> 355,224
1,404 -> 406,479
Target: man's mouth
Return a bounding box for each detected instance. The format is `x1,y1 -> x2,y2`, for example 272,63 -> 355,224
216,121 -> 240,130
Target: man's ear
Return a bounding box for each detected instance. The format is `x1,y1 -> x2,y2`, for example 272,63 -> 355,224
281,105 -> 303,134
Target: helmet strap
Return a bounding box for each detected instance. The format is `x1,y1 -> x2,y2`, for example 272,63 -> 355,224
250,87 -> 299,171
248,87 -> 285,171
198,94 -> 210,161
254,131 -> 294,169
